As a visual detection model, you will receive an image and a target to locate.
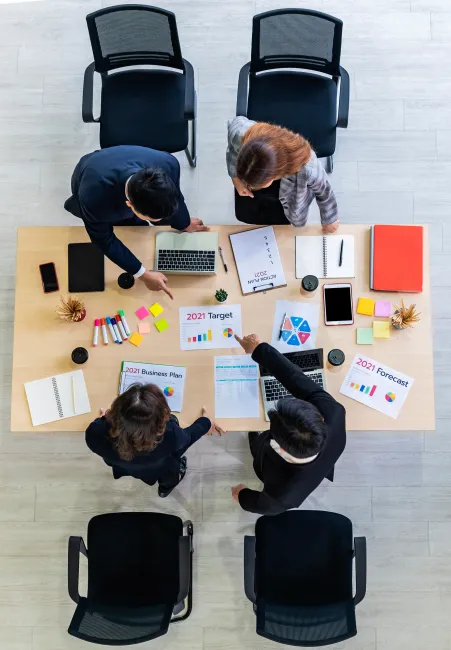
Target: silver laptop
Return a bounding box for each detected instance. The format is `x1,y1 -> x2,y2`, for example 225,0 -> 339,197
155,232 -> 218,275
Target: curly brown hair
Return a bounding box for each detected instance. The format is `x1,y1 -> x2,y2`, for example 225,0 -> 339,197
105,384 -> 171,461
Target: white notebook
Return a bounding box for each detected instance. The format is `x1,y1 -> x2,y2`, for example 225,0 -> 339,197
24,370 -> 91,427
295,235 -> 355,279
230,226 -> 286,294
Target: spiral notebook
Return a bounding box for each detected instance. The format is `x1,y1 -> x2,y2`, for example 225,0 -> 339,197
24,370 -> 91,427
295,235 -> 355,279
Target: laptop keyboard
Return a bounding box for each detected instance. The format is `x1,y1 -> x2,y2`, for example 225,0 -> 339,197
157,249 -> 216,272
285,349 -> 322,371
263,371 -> 325,402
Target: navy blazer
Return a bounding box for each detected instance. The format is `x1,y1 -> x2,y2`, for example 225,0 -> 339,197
64,146 -> 191,275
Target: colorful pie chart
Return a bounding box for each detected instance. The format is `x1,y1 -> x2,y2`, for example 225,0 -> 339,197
164,386 -> 174,397
223,328 -> 233,338
385,392 -> 396,403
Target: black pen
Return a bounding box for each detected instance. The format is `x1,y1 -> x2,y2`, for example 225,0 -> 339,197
278,312 -> 287,339
218,246 -> 228,273
339,239 -> 344,267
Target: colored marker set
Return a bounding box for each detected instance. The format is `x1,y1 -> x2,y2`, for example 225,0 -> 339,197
93,310 -> 131,347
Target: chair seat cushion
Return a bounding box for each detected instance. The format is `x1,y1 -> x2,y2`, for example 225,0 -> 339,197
247,71 -> 337,158
100,69 -> 188,152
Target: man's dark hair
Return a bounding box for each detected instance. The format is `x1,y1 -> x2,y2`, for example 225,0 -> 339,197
268,397 -> 327,459
127,168 -> 179,219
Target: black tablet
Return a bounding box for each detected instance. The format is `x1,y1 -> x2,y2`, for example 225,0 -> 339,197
68,243 -> 105,292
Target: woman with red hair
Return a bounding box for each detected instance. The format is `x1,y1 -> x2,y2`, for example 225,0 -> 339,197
227,117 -> 339,233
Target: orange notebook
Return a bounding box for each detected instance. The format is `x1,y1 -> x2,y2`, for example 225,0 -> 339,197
370,225 -> 423,292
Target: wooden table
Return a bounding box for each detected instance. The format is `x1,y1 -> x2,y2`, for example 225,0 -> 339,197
11,225 -> 435,432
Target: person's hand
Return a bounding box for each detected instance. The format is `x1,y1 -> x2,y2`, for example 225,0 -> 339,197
201,407 -> 226,436
231,484 -> 247,502
100,408 -> 105,416
232,176 -> 254,198
139,270 -> 174,299
234,333 -> 262,355
322,220 -> 340,234
184,217 -> 210,233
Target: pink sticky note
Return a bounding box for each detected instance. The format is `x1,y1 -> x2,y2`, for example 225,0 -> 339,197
138,321 -> 151,334
135,305 -> 149,320
375,301 -> 392,318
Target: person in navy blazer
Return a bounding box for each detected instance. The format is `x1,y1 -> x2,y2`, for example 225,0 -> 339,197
65,145 -> 208,297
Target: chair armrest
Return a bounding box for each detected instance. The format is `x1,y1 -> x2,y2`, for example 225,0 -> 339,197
236,62 -> 250,117
68,536 -> 87,604
183,59 -> 196,120
177,536 -> 191,603
354,536 -> 367,605
82,62 -> 99,123
337,65 -> 349,129
244,535 -> 256,604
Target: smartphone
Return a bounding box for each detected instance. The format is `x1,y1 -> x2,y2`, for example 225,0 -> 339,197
323,283 -> 353,326
39,262 -> 59,293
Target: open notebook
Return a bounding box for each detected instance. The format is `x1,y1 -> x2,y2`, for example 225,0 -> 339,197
24,370 -> 91,427
295,235 -> 355,280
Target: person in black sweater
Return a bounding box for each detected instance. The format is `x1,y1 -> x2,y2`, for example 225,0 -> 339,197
232,334 -> 346,515
86,383 -> 224,497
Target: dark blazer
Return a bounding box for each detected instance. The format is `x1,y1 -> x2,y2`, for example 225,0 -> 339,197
238,343 -> 346,515
85,415 -> 210,485
64,145 -> 191,275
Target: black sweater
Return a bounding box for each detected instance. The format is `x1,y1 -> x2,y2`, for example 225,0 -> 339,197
238,343 -> 346,515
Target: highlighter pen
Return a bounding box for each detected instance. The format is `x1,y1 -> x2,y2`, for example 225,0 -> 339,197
111,317 -> 123,343
115,313 -> 128,341
118,309 -> 131,337
100,318 -> 108,345
106,316 -> 118,343
93,319 -> 100,347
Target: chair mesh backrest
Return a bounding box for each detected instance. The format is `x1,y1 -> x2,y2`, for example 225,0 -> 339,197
251,9 -> 342,76
256,600 -> 357,646
87,5 -> 183,73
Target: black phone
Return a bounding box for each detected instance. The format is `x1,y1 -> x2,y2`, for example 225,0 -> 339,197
39,262 -> 59,293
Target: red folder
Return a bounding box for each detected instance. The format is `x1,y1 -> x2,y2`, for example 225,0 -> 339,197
372,225 -> 423,292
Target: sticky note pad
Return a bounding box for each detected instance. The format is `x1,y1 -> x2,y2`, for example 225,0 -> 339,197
138,322 -> 151,335
357,328 -> 374,345
375,300 -> 392,318
149,302 -> 163,317
129,332 -> 144,347
357,297 -> 375,316
373,320 -> 390,339
136,305 -> 149,320
155,318 -> 169,333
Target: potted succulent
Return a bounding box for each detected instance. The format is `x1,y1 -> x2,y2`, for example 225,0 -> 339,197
215,288 -> 228,304
391,299 -> 421,330
56,295 -> 86,322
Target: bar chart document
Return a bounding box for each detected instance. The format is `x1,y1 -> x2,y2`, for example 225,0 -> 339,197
119,361 -> 186,413
179,304 -> 242,351
214,355 -> 260,418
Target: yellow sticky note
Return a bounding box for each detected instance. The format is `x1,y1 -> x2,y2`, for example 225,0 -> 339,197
129,332 -> 144,347
155,318 -> 169,333
149,303 -> 163,317
373,320 -> 390,339
138,322 -> 151,335
357,297 -> 375,316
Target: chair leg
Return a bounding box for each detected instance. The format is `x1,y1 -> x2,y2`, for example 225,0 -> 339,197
184,118 -> 197,168
325,155 -> 334,174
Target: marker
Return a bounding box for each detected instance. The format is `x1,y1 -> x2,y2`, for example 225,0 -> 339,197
106,316 -> 118,343
115,313 -> 128,341
118,309 -> 131,337
100,318 -> 108,345
278,312 -> 287,340
339,239 -> 344,267
111,317 -> 122,343
93,319 -> 100,347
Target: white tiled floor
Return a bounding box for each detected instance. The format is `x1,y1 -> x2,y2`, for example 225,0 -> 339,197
0,0 -> 450,648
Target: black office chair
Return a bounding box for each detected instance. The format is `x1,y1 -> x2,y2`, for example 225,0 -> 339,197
67,513 -> 193,645
244,511 -> 366,647
83,4 -> 197,167
236,9 -> 349,173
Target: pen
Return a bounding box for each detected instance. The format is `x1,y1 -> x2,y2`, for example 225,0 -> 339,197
111,317 -> 122,343
92,319 -> 99,347
72,375 -> 77,415
115,313 -> 128,341
100,318 -> 108,345
339,239 -> 344,267
218,246 -> 228,273
278,312 -> 287,340
106,316 -> 118,343
118,309 -> 131,337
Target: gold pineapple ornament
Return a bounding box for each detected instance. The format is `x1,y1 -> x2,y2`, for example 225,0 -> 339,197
391,299 -> 421,330
56,295 -> 86,323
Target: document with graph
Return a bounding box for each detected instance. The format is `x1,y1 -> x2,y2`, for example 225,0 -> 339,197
179,304 -> 242,351
214,355 -> 260,418
118,361 -> 186,413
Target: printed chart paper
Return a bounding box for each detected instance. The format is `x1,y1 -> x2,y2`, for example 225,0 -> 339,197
214,355 -> 260,418
179,304 -> 242,351
339,354 -> 414,419
119,361 -> 186,413
230,226 -> 286,294
271,300 -> 320,353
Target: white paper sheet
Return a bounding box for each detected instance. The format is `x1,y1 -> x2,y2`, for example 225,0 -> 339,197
24,370 -> 90,427
339,354 -> 414,419
270,300 -> 320,353
179,304 -> 242,351
119,361 -> 186,413
214,355 -> 260,418
230,226 -> 286,294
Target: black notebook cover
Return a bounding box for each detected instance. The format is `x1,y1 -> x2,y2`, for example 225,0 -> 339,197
68,243 -> 105,292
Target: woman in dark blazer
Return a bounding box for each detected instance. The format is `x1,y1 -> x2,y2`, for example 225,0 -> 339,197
86,384 -> 224,497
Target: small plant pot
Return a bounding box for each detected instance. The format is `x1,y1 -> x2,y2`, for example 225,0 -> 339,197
215,297 -> 227,304
215,290 -> 228,304
391,310 -> 403,330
